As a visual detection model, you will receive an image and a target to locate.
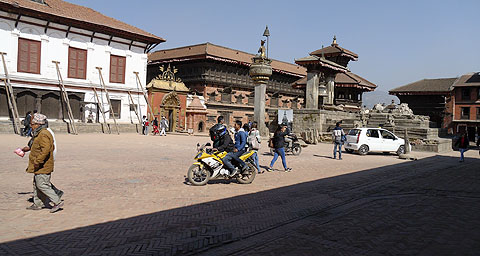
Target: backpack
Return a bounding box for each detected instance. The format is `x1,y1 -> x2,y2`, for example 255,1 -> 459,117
248,130 -> 261,150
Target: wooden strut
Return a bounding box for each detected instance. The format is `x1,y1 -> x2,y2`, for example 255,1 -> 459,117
52,61 -> 77,135
0,52 -> 21,135
134,71 -> 154,121
96,67 -> 120,135
92,87 -> 110,134
127,91 -> 142,134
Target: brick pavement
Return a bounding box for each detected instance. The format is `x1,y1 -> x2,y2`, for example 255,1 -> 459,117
0,134 -> 479,255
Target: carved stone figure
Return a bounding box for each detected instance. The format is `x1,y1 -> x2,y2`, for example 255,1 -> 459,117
258,40 -> 266,59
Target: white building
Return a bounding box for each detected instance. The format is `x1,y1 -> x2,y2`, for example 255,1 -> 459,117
0,0 -> 165,124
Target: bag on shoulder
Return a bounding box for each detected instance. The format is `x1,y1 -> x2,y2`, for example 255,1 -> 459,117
249,132 -> 261,150
268,137 -> 274,148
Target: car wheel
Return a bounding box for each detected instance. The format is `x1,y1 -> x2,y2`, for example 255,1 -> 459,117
396,145 -> 406,155
358,145 -> 369,155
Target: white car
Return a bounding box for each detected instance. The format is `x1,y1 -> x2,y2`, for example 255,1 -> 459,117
344,128 -> 410,155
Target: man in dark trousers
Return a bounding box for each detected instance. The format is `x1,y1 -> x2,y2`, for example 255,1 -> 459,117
332,122 -> 345,160
222,120 -> 248,176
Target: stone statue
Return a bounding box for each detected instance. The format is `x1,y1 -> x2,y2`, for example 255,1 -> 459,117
258,40 -> 266,59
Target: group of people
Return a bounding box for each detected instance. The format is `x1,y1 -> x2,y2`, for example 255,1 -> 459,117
142,115 -> 169,136
209,116 -> 293,175
21,110 -> 39,137
17,112 -> 64,213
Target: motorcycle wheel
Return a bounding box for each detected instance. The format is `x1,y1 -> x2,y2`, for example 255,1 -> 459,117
236,162 -> 256,184
187,164 -> 211,186
292,145 -> 302,156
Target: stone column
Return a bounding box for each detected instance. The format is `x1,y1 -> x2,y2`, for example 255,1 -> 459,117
249,56 -> 272,136
254,83 -> 267,135
305,71 -> 319,109
326,75 -> 335,105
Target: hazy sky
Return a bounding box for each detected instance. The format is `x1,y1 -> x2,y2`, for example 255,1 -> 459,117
68,0 -> 479,91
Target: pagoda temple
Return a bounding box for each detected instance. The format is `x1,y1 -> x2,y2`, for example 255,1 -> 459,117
294,36 -> 376,111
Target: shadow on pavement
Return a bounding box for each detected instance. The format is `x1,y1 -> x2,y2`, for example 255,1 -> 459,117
1,155 -> 479,255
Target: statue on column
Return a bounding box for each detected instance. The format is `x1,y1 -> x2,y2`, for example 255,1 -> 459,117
258,40 -> 266,59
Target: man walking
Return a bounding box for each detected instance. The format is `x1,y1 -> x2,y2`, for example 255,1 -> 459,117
142,115 -> 149,135
223,120 -> 248,176
21,113 -> 64,213
160,116 -> 169,136
332,122 -> 345,160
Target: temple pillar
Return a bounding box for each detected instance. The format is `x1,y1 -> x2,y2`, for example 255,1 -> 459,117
305,71 -> 319,109
325,75 -> 335,105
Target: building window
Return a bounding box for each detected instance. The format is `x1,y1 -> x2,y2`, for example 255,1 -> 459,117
461,88 -> 471,101
477,107 -> 480,120
461,107 -> 470,119
110,99 -> 121,119
109,55 -> 126,84
68,47 -> 87,79
17,38 -> 41,74
270,97 -> 278,107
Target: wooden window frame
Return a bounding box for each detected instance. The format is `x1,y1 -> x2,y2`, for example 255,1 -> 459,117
17,38 -> 41,74
67,47 -> 87,79
109,55 -> 126,84
460,107 -> 470,120
461,88 -> 471,101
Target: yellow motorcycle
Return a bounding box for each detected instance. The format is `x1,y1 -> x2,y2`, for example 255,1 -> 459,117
187,143 -> 257,186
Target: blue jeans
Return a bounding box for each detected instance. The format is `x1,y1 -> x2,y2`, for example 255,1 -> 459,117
270,147 -> 287,169
460,148 -> 466,161
252,152 -> 260,173
223,149 -> 246,171
333,142 -> 343,159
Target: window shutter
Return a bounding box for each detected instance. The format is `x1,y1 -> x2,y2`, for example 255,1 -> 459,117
17,38 -> 41,74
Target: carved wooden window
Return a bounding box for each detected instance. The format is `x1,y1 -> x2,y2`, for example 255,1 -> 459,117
68,47 -> 87,79
17,38 -> 41,74
221,92 -> 231,103
248,94 -> 255,105
109,55 -> 126,84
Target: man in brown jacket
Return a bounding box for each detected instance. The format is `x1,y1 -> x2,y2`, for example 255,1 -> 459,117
22,113 -> 64,213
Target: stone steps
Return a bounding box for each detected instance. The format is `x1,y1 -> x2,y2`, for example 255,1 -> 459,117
0,120 -> 140,134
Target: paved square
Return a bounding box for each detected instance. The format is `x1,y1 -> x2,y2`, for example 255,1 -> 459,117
0,133 -> 479,255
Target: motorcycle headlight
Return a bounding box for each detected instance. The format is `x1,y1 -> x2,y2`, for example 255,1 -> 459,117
195,152 -> 203,159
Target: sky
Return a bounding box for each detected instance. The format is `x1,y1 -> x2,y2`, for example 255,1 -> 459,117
68,0 -> 480,92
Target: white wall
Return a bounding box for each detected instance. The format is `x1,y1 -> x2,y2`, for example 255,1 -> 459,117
0,13 -> 149,123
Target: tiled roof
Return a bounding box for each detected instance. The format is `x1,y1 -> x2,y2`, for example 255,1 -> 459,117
294,55 -> 349,73
390,78 -> 457,94
148,43 -> 307,77
0,0 -> 165,43
292,72 -> 376,91
453,72 -> 480,87
310,45 -> 358,60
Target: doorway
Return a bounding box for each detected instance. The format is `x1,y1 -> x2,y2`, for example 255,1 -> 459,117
168,109 -> 173,132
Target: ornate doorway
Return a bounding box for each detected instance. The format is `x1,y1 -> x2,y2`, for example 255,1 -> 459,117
161,91 -> 180,132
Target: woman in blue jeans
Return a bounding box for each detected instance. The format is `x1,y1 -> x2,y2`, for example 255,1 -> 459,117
267,124 -> 292,172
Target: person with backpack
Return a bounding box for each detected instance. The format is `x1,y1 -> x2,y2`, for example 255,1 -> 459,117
248,122 -> 262,174
267,124 -> 291,172
332,122 -> 345,160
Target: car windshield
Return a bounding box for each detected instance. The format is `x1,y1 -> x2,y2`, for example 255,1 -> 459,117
348,129 -> 361,136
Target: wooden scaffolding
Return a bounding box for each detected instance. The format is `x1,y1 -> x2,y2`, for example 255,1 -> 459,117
52,61 -> 78,135
0,52 -> 21,135
96,67 -> 120,135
